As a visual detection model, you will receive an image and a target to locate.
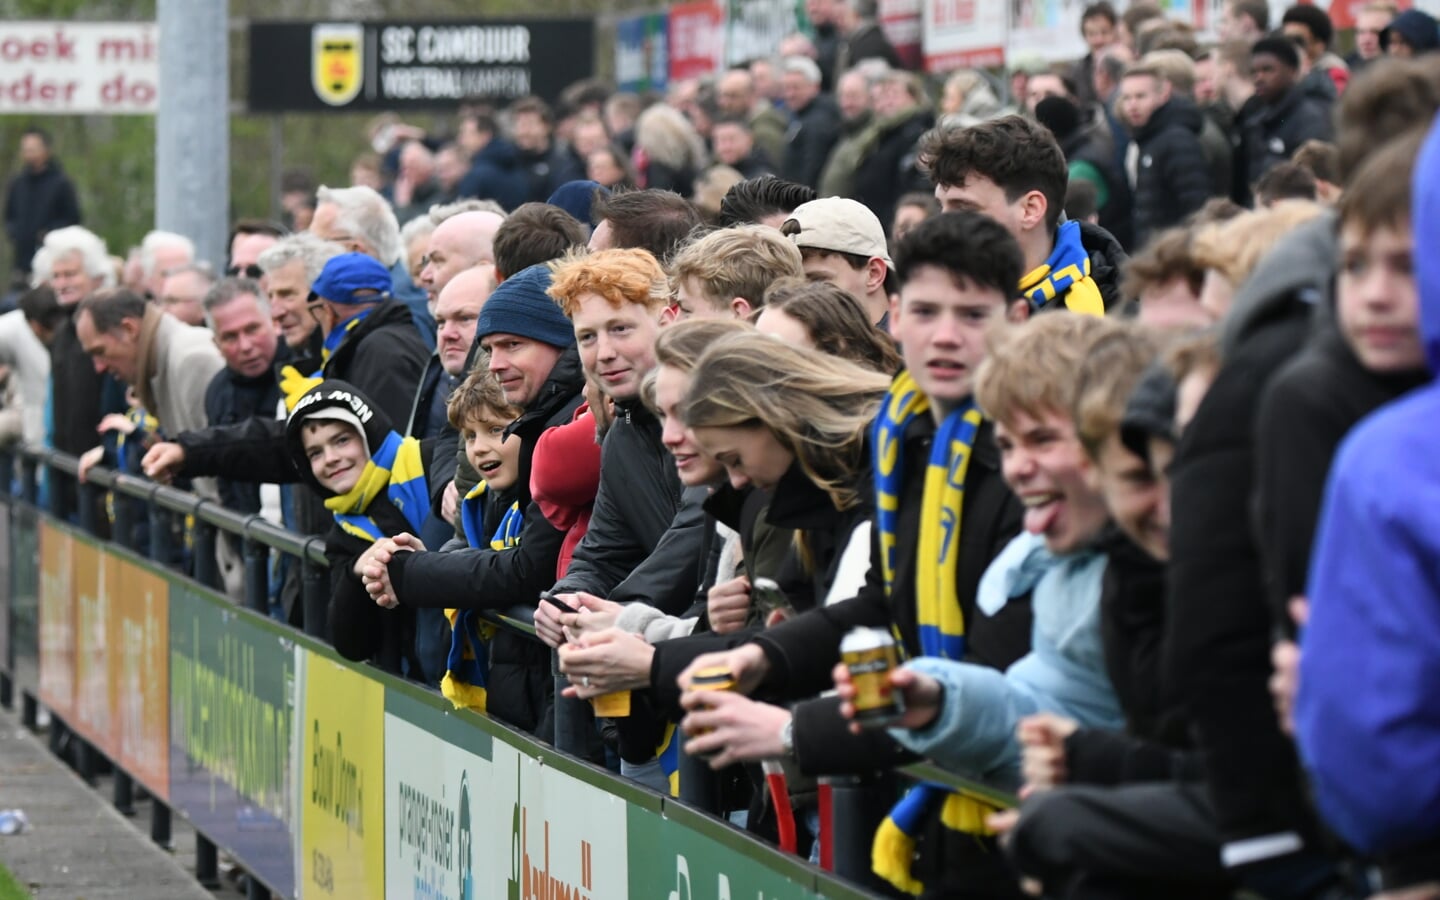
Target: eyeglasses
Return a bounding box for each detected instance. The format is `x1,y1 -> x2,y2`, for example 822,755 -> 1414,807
226,263 -> 264,279
306,291 -> 327,325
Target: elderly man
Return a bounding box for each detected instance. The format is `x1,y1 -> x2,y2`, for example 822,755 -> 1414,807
139,230 -> 195,299
310,183 -> 435,347
37,226 -> 118,478
780,56 -> 841,189
417,209 -> 505,304
157,263 -> 215,326
256,232 -> 343,356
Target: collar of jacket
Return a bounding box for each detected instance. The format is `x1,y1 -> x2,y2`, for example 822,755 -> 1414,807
765,456 -> 859,531
131,303 -> 168,421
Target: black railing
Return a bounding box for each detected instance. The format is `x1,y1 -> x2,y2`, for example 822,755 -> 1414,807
2,443 -> 1014,894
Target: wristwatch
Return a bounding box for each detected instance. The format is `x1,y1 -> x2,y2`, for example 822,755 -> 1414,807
778,716 -> 795,761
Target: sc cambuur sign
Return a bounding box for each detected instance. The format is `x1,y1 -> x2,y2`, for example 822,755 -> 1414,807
248,20 -> 594,112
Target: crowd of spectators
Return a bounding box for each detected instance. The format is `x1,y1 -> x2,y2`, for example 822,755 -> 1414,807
4,1 -> 1440,896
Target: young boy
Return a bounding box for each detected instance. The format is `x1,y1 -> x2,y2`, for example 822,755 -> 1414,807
439,369 -> 526,713
286,379 -> 431,677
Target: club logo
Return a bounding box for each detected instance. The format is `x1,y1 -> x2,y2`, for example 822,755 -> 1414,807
312,24 -> 363,106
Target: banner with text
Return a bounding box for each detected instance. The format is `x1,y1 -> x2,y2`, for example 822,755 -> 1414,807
0,22 -> 157,114
616,12 -> 670,94
300,650 -> 386,900
880,0 -> 925,70
247,20 -> 594,112
726,0 -> 803,66
923,0 -> 1006,70
669,1 -> 726,80
170,585 -> 297,897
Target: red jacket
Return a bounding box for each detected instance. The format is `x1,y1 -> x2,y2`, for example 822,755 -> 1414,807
529,404 -> 601,578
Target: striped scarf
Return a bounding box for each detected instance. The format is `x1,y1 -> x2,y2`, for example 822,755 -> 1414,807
871,371 -> 1002,896
1020,220 -> 1106,317
441,483 -> 524,711
324,431 -> 430,544
277,310 -> 376,412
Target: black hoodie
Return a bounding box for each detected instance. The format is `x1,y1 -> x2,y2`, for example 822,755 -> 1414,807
285,380 -> 430,679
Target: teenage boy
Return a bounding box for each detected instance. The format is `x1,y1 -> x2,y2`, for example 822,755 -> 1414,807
534,246 -> 709,792
667,225 -> 804,321
536,248 -> 707,616
286,380 -> 432,677
676,211 -> 1032,897
918,116 -> 1126,316
780,197 -> 894,328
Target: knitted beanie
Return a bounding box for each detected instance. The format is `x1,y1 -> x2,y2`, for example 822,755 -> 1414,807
475,263 -> 575,348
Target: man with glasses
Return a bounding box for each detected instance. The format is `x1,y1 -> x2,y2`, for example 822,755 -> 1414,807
226,218 -> 286,279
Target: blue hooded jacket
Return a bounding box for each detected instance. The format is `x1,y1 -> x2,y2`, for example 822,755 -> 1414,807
1296,115 -> 1440,859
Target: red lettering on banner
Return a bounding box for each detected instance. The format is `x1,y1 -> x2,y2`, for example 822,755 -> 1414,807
519,807 -> 592,900
0,73 -> 79,106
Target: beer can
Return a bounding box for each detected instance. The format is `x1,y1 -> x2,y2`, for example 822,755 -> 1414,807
687,665 -> 737,753
841,627 -> 900,727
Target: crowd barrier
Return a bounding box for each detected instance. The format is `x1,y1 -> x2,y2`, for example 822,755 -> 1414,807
0,445 -> 1011,900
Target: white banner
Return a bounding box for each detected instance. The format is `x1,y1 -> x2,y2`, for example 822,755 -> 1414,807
0,22 -> 158,114
923,0 -> 1006,71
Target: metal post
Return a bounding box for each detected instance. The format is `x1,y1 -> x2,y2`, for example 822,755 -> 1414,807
20,456 -> 37,505
551,651 -> 592,758
21,693 -> 37,731
156,0 -> 229,267
195,835 -> 220,888
302,553 -> 329,638
76,737 -> 97,785
243,537 -> 269,614
114,770 -> 135,816
77,480 -> 99,535
152,802 -> 172,849
0,673 -> 11,710
112,486 -> 136,552
247,875 -> 267,900
830,775 -> 894,889
193,521 -> 220,590
149,505 -> 174,568
678,744 -> 718,813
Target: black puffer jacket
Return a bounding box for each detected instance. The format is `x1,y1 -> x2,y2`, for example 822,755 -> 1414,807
551,399 -> 704,613
1080,221 -> 1128,312
1236,87 -> 1334,204
1129,99 -> 1213,246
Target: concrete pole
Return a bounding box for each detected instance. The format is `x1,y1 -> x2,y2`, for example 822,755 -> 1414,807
156,0 -> 229,269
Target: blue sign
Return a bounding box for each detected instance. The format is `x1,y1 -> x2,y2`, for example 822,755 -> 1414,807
615,13 -> 669,93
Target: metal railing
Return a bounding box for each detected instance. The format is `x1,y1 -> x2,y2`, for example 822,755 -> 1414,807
2,442 -> 1015,895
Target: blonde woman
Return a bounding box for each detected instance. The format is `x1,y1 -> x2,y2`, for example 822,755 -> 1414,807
633,103 -> 709,195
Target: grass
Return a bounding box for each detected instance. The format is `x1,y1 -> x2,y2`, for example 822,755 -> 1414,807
0,861 -> 30,900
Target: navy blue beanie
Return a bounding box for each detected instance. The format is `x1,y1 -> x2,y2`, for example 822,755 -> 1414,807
1383,10 -> 1440,54
476,263 -> 575,348
547,180 -> 609,226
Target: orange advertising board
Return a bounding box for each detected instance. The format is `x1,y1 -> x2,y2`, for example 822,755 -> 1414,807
107,555 -> 169,799
38,521 -> 74,718
71,539 -> 109,747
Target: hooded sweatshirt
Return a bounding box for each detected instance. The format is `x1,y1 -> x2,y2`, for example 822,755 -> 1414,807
1296,116 -> 1440,887
285,380 -> 429,676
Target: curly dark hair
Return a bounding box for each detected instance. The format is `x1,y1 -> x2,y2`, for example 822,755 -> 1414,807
894,211 -> 1024,298
917,116 -> 1069,232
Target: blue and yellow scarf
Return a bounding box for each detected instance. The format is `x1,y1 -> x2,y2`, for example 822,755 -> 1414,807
1020,220 -> 1106,317
278,310 -> 376,412
441,483 -> 524,712
324,430 -> 430,543
871,371 -> 1001,896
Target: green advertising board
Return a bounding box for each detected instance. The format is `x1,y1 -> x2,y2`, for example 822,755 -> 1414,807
169,584 -> 299,898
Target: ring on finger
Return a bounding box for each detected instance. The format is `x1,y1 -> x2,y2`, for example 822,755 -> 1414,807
582,675 -> 591,688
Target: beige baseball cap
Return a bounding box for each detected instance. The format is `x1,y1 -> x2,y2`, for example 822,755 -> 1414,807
782,197 -> 894,269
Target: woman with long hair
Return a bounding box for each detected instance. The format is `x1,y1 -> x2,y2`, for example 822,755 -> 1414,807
756,279 -> 902,375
